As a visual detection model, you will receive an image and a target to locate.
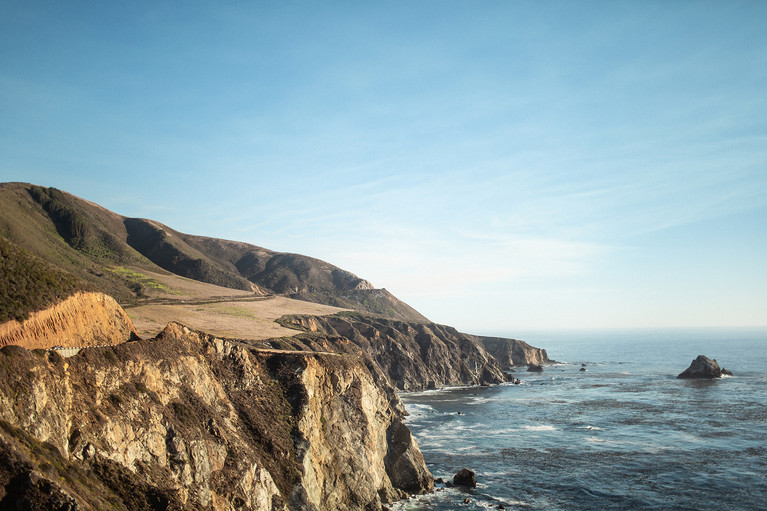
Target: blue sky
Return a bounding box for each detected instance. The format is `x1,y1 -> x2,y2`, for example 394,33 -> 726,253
2,1 -> 766,332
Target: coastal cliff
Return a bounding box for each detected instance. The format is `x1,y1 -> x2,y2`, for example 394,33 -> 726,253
0,291 -> 139,349
478,336 -> 550,369
275,313 -> 545,391
0,322 -> 432,510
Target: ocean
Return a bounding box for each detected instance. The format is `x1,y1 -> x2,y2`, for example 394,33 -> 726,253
394,328 -> 767,511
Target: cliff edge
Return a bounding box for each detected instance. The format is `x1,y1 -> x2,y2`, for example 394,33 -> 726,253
0,291 -> 139,349
478,336 -> 550,369
275,313 -> 545,391
0,321 -> 432,510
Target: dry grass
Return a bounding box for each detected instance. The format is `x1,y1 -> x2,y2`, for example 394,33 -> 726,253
114,267 -> 347,339
127,296 -> 346,340
124,267 -> 256,300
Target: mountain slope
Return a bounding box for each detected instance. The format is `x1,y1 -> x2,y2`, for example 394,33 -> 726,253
0,183 -> 426,322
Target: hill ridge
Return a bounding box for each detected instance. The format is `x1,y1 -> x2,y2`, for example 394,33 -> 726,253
0,182 -> 426,322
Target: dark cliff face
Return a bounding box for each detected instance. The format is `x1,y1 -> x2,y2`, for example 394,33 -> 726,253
0,323 -> 432,510
276,313 -> 519,391
478,336 -> 551,369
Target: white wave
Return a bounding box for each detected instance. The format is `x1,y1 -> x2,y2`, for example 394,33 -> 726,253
403,403 -> 436,417
466,396 -> 495,404
523,425 -> 557,431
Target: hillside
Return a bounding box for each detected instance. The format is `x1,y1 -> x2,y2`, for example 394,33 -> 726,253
0,236 -> 89,323
0,182 -> 426,322
0,182 -> 552,510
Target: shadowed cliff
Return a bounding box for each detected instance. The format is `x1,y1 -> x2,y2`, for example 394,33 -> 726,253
273,312 -> 547,391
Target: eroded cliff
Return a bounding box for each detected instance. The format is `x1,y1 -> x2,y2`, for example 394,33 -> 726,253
275,313 -> 526,391
478,336 -> 550,369
0,322 -> 432,510
0,291 -> 139,349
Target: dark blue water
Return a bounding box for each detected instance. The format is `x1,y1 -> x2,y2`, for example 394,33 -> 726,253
396,328 -> 767,511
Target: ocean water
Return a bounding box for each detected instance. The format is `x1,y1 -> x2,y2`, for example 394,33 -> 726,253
395,328 -> 767,511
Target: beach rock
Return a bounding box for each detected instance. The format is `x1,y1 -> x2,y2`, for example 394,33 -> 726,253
677,355 -> 726,379
453,468 -> 477,488
527,364 -> 544,372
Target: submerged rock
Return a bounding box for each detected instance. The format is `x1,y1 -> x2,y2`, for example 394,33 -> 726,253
678,355 -> 731,379
453,468 -> 477,488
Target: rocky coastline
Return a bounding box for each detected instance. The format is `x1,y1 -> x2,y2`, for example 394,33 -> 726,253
0,184 -> 554,510
0,299 -> 551,510
0,321 -> 434,510
275,313 -> 549,392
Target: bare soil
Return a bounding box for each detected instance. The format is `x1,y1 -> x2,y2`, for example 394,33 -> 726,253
126,273 -> 347,340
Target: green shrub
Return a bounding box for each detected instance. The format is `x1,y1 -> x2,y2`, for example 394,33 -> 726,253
0,236 -> 87,322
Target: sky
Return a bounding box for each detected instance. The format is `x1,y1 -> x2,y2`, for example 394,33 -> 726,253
1,1 -> 766,334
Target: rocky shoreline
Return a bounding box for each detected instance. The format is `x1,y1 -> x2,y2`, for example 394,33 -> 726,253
0,295 -> 552,510
0,322 -> 435,510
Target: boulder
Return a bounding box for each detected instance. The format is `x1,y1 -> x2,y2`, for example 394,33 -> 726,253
677,355 -> 729,379
527,364 -> 543,372
453,468 -> 477,488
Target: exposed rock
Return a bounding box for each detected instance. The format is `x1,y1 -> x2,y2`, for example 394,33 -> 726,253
0,321 -> 432,510
277,313 -> 513,391
527,364 -> 544,373
677,355 -> 728,379
0,292 -> 139,349
453,468 -> 476,488
479,336 -> 550,369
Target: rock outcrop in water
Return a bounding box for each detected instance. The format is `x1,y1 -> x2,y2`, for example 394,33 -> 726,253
0,291 -> 139,349
677,355 -> 731,379
0,321 -> 433,510
452,468 -> 477,488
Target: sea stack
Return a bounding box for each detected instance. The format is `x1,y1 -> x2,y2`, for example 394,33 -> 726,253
453,468 -> 477,488
677,355 -> 731,379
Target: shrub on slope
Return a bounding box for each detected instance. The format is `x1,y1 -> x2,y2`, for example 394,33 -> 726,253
0,237 -> 87,322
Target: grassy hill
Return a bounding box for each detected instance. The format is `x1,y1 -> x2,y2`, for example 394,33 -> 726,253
0,182 -> 427,322
0,236 -> 88,322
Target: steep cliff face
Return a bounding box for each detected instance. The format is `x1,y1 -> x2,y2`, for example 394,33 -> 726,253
276,313 -> 513,391
0,292 -> 139,349
0,322 -> 432,510
270,351 -> 432,509
478,336 -> 550,369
